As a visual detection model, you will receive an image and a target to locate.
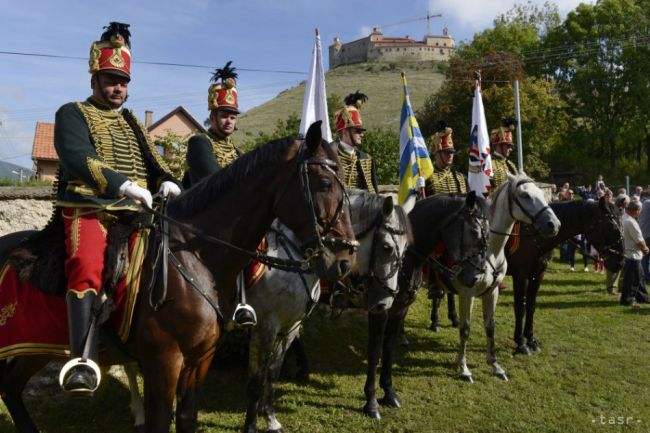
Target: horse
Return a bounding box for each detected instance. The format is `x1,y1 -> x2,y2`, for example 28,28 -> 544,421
506,197 -> 624,355
0,121 -> 357,433
239,189 -> 411,433
450,174 -> 560,383
362,190 -> 495,419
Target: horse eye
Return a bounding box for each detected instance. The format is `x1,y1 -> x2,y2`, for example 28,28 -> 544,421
522,192 -> 530,199
383,242 -> 391,251
320,178 -> 332,191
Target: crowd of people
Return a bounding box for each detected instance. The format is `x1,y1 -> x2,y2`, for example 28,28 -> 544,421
553,177 -> 650,307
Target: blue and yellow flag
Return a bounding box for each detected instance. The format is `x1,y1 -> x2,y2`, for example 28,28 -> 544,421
398,72 -> 434,209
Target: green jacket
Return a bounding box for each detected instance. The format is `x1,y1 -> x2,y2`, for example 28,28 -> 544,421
184,131 -> 242,187
54,98 -> 178,210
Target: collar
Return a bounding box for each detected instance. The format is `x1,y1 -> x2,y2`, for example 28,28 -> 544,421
87,96 -> 123,113
208,127 -> 231,142
338,140 -> 356,155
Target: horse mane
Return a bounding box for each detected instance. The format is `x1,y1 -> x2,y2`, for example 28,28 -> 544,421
409,194 -> 464,241
169,136 -> 298,217
550,198 -> 617,227
348,189 -> 414,243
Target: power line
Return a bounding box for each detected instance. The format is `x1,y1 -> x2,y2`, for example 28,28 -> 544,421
0,50 -> 308,75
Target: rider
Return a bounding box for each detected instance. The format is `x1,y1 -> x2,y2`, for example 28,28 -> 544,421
423,122 -> 468,331
333,91 -> 379,194
184,61 -> 256,329
55,22 -> 181,395
490,117 -> 519,189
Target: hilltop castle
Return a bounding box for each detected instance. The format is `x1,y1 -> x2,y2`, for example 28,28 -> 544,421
329,26 -> 455,69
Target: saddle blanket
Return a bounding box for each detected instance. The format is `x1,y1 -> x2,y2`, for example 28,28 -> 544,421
0,230 -> 147,360
507,222 -> 522,255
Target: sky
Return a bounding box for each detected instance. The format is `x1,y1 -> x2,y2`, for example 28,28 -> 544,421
0,0 -> 588,169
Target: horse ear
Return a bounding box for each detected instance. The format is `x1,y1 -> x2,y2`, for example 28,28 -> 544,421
305,121 -> 323,155
465,190 -> 477,208
383,195 -> 394,217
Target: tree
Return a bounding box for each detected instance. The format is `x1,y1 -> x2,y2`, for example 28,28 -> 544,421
155,130 -> 189,180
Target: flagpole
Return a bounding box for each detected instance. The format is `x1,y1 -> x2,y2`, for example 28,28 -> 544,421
401,71 -> 426,199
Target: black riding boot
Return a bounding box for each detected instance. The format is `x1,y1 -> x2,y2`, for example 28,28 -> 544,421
61,291 -> 99,395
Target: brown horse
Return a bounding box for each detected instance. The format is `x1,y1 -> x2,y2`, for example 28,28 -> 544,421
0,121 -> 356,433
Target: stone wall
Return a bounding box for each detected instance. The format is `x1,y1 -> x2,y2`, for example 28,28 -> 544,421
0,187 -> 53,236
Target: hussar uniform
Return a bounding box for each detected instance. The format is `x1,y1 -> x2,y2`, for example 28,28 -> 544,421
333,92 -> 378,194
490,121 -> 519,188
185,61 -> 242,187
55,22 -> 179,394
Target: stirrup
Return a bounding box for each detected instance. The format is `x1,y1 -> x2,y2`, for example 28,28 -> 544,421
232,303 -> 257,328
59,357 -> 101,394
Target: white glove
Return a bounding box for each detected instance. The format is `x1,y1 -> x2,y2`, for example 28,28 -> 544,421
159,181 -> 181,198
119,181 -> 153,209
416,176 -> 426,189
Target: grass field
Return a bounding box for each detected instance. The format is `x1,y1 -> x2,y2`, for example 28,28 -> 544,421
2,257 -> 649,433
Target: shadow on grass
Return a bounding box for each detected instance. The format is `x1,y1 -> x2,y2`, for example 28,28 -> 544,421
537,288 -> 601,296
540,279 -> 601,288
537,299 -> 619,309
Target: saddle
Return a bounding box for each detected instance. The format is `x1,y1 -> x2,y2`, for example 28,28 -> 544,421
6,210 -> 152,298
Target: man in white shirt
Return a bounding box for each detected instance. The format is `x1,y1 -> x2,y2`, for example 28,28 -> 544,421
620,200 -> 650,306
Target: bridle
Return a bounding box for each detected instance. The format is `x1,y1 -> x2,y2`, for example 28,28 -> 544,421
587,210 -> 624,262
490,178 -> 551,237
355,212 -> 407,296
292,142 -> 359,259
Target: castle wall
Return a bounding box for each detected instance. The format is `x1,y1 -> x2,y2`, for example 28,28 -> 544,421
367,45 -> 453,63
330,36 -> 370,69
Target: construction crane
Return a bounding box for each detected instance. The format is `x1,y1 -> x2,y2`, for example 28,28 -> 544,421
374,11 -> 443,36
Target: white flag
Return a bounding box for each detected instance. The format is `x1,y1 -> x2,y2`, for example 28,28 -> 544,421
299,28 -> 332,142
468,80 -> 493,194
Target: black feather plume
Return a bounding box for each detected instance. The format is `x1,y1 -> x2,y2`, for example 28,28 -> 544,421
502,117 -> 517,127
344,91 -> 368,106
436,120 -> 447,132
211,61 -> 238,83
101,22 -> 131,48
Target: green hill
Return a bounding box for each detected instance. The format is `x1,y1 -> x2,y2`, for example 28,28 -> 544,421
234,62 -> 446,143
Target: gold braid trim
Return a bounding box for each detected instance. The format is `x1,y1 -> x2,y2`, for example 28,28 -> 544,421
426,168 -> 466,194
87,157 -> 112,194
76,102 -> 149,188
358,158 -> 376,194
210,135 -> 239,168
337,148 -> 360,189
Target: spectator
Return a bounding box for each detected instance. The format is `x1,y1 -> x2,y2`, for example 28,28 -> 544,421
578,184 -> 595,200
617,187 -> 627,196
633,185 -> 643,200
639,191 -> 650,282
595,174 -> 605,193
620,199 -> 650,306
605,194 -> 629,294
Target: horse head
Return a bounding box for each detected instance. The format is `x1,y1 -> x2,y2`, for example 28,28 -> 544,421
441,191 -> 491,288
349,192 -> 412,314
505,174 -> 560,237
587,197 -> 624,272
273,121 -> 357,281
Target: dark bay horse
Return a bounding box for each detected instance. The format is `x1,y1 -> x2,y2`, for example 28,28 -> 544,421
363,192 -> 493,419
0,122 -> 357,433
506,197 -> 623,355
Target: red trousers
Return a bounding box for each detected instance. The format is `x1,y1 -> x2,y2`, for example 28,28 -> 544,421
61,208 -> 112,297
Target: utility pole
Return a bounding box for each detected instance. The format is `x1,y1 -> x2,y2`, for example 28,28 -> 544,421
11,169 -> 25,183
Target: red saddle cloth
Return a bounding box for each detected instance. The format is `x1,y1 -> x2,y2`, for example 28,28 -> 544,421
506,222 -> 521,255
0,230 -> 147,360
244,239 -> 267,289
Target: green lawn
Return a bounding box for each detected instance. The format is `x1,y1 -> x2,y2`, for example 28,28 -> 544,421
2,258 -> 649,433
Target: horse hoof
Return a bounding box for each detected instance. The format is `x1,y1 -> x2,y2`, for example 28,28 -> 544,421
513,344 -> 531,356
450,317 -> 460,328
362,404 -> 382,420
379,395 -> 401,408
459,374 -> 474,383
527,339 -> 542,353
495,372 -> 509,381
429,323 -> 441,333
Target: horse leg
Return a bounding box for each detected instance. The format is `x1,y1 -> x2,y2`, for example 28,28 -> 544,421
429,296 -> 442,332
378,312 -> 403,409
524,276 -> 542,353
0,356 -> 49,433
447,293 -> 459,328
260,328 -> 301,433
363,311 -> 387,419
456,294 -> 474,382
142,351 -> 183,433
175,352 -> 214,433
512,274 -> 531,356
482,288 -> 508,381
290,335 -> 309,383
123,362 -> 145,432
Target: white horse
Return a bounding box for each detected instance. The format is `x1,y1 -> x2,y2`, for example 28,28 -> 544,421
452,174 -> 560,382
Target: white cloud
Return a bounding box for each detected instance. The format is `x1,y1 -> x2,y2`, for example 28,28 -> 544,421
357,25 -> 375,39
0,112 -> 35,170
429,0 -> 592,37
